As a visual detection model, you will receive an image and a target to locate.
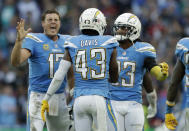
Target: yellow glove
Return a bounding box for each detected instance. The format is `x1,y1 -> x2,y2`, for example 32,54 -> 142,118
159,62 -> 169,77
165,113 -> 178,130
150,62 -> 169,81
41,100 -> 49,122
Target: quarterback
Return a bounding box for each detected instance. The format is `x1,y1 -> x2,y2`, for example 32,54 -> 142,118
11,10 -> 71,131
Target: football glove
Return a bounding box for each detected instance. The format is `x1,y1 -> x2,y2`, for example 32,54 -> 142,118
147,104 -> 157,119
150,62 -> 169,81
165,113 -> 178,130
159,62 -> 169,77
146,90 -> 157,119
41,100 -> 49,122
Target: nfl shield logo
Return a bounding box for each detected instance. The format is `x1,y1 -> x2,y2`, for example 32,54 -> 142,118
54,44 -> 58,48
122,52 -> 126,56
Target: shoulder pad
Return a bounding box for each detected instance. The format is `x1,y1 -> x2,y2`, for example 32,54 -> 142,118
176,43 -> 188,51
101,36 -> 118,47
25,33 -> 43,43
176,38 -> 189,51
64,41 -> 78,49
136,43 -> 156,53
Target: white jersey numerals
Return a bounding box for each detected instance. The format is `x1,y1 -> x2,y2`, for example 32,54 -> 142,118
48,53 -> 64,78
117,61 -> 136,87
184,53 -> 189,87
184,52 -> 189,64
75,50 -> 88,79
75,48 -> 106,79
186,75 -> 189,87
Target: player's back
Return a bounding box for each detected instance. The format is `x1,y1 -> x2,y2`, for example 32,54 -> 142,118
22,33 -> 70,93
109,41 -> 156,103
64,34 -> 118,98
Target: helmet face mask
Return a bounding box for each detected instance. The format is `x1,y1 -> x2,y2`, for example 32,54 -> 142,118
113,24 -> 137,41
79,8 -> 107,35
113,13 -> 141,42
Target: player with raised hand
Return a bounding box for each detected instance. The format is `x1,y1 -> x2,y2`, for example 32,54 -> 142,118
41,8 -> 119,131
165,38 -> 189,130
11,10 -> 72,131
108,13 -> 169,131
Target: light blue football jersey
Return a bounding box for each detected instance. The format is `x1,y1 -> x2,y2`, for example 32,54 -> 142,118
175,37 -> 189,107
22,33 -> 70,93
64,35 -> 119,98
109,41 -> 156,103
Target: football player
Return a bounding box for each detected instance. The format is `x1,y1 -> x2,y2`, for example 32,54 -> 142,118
108,13 -> 169,131
41,8 -> 119,131
165,38 -> 189,130
11,10 -> 72,131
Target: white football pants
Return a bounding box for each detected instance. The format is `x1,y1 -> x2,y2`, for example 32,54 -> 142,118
27,91 -> 71,131
110,100 -> 144,131
73,95 -> 108,131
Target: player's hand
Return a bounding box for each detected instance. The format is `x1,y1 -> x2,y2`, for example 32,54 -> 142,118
41,100 -> 49,122
147,104 -> 157,118
159,62 -> 169,77
16,18 -> 32,41
165,113 -> 178,130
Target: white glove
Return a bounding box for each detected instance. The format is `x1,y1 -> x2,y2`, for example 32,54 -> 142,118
146,90 -> 157,119
147,104 -> 157,118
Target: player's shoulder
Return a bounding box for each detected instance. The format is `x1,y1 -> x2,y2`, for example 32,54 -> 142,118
59,34 -> 72,40
176,37 -> 189,50
25,33 -> 44,43
135,41 -> 156,53
99,35 -> 116,41
99,35 -> 118,47
64,35 -> 79,49
136,41 -> 154,47
178,37 -> 189,44
175,37 -> 189,56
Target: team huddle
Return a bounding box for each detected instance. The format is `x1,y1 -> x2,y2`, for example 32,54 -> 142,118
10,7 -> 189,131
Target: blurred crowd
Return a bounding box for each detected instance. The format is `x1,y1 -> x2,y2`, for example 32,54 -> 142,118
0,0 -> 189,130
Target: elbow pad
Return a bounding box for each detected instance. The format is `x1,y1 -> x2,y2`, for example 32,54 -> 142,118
150,62 -> 169,81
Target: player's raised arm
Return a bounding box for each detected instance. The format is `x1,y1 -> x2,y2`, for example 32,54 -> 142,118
11,18 -> 32,66
109,48 -> 118,83
165,59 -> 185,130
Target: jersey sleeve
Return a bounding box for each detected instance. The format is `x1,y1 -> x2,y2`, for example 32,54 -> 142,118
64,40 -> 78,58
100,36 -> 119,49
61,35 -> 72,40
136,43 -> 156,59
175,39 -> 188,61
22,34 -> 37,55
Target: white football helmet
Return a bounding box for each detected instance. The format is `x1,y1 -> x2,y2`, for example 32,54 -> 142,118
79,8 -> 107,35
113,13 -> 141,42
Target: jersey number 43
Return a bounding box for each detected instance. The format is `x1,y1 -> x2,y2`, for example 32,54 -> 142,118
75,48 -> 106,80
